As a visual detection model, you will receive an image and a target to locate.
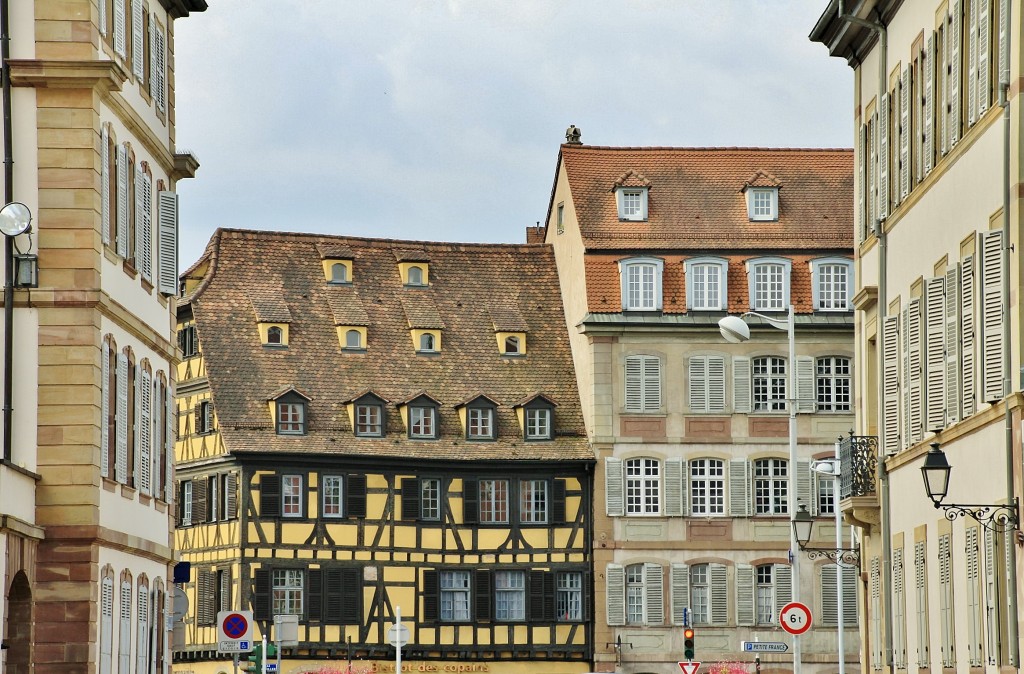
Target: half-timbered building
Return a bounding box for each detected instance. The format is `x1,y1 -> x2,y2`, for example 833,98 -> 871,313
172,229 -> 594,674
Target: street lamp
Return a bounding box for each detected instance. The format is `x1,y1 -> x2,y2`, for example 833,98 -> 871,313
920,442 -> 1019,532
1,201 -> 32,465
718,304 -> 800,674
792,503 -> 861,564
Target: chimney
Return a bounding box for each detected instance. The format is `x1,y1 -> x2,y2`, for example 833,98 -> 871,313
565,125 -> 582,145
526,221 -> 545,244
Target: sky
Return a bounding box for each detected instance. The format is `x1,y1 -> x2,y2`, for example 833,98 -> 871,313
173,1 -> 853,269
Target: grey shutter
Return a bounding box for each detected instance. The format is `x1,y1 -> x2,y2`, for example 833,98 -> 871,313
115,352 -> 129,482
906,298 -> 923,445
977,0 -> 990,114
796,459 -> 813,516
893,549 -> 906,667
729,459 -> 751,517
135,587 -> 149,674
664,457 -> 686,517
643,356 -> 661,411
736,564 -> 755,626
139,369 -> 152,494
980,231 -> 1003,402
165,383 -> 175,502
945,265 -> 961,425
225,473 -> 237,519
134,168 -> 145,267
625,356 -> 641,411
879,92 -> 889,218
113,0 -> 126,57
101,127 -> 111,245
670,563 -> 689,626
644,563 -> 664,625
796,356 -> 815,413
925,276 -> 946,431
998,0 -> 1008,86
116,145 -> 128,258
605,457 -> 624,517
101,340 -> 110,479
606,564 -> 625,626
842,565 -> 858,625
153,26 -> 166,113
940,22 -> 949,157
965,527 -> 982,665
131,0 -> 144,79
821,565 -> 839,626
99,0 -> 108,35
149,20 -> 158,98
900,67 -> 911,199
925,33 -> 935,174
858,124 -> 867,241
118,581 -> 132,673
707,356 -> 725,412
961,255 -> 976,417
139,174 -> 152,281
732,356 -> 751,413
132,362 -> 141,486
968,0 -> 979,125
774,564 -> 793,620
938,535 -> 953,666
157,191 -> 179,295
709,564 -> 728,626
870,112 -> 878,222
950,0 -> 962,146
882,315 -> 900,453
688,356 -> 708,413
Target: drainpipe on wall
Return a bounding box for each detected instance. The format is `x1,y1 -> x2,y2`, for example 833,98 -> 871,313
1,0 -> 15,465
836,2 -> 892,672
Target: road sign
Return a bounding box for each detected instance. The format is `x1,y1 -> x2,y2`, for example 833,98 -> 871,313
741,641 -> 789,653
217,610 -> 254,653
266,665 -> 278,673
388,623 -> 410,648
678,661 -> 701,674
779,601 -> 812,635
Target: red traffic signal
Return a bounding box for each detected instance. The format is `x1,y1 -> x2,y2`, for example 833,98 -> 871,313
683,627 -> 696,660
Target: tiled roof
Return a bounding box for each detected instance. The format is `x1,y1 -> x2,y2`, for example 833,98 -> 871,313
553,145 -> 853,249
393,247 -> 430,262
316,243 -> 355,259
325,285 -> 370,326
488,302 -> 529,332
189,229 -> 591,462
249,289 -> 292,323
400,294 -> 446,330
743,170 -> 781,189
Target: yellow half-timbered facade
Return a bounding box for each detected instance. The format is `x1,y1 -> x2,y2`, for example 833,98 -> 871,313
172,230 -> 594,674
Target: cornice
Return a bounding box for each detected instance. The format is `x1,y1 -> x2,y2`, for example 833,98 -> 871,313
8,58 -> 127,91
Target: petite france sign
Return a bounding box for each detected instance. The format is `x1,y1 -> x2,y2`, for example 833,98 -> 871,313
741,641 -> 789,653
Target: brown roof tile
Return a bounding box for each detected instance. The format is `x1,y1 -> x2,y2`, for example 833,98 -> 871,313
316,243 -> 355,259
400,294 -> 446,330
393,247 -> 430,262
248,289 -> 292,323
743,170 -> 781,188
325,285 -> 370,326
488,302 -> 529,332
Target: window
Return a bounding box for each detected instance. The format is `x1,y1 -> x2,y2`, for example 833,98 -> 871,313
208,474 -> 220,521
409,405 -> 436,439
747,188 -> 778,221
754,458 -> 788,515
756,565 -> 776,624
520,479 -> 548,524
272,569 -> 303,616
748,258 -> 791,311
355,403 -> 383,437
267,326 -> 283,345
277,401 -> 304,434
616,187 -> 648,221
689,459 -> 725,516
525,407 -> 552,440
441,570 -> 471,622
182,480 -> 193,526
479,479 -> 509,524
817,356 -> 851,412
685,259 -> 728,310
557,572 -> 583,621
419,333 -> 436,352
817,473 -> 835,516
331,263 -> 348,283
504,335 -> 520,354
688,355 -> 726,413
149,19 -> 166,113
282,475 -> 302,517
178,324 -> 198,357
691,564 -> 710,624
407,266 -> 424,286
821,564 -> 859,627
494,570 -> 526,621
322,475 -> 344,517
100,574 -> 114,674
195,400 -> 213,435
467,406 -> 495,440
626,458 -> 660,515
626,564 -> 645,624
556,202 -> 565,234
344,329 -> 362,349
625,355 -> 661,412
813,259 -> 852,310
753,356 -> 787,411
421,478 -> 441,521
620,258 -> 663,311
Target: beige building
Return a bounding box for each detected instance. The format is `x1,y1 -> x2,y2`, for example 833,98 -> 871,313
0,1 -> 205,673
811,1 -> 1022,672
538,133 -> 857,674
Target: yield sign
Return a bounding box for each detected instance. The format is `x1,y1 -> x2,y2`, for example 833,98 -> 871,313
678,662 -> 701,674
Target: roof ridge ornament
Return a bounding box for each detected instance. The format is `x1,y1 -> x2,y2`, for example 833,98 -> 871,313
565,124 -> 582,145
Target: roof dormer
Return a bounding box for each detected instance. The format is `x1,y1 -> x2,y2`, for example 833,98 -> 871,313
612,169 -> 651,222
249,291 -> 291,348
268,387 -> 311,436
394,248 -> 430,286
742,171 -> 781,221
317,244 -> 355,284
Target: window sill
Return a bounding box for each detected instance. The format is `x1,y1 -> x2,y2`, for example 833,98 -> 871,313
328,280 -> 353,286
342,347 -> 367,353
355,433 -> 385,439
263,344 -> 288,349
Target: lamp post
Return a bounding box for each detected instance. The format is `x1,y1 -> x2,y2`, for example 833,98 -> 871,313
920,443 -> 1020,532
719,304 -> 800,674
0,201 -> 32,464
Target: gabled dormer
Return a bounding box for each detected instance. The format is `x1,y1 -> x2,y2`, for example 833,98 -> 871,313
396,392 -> 442,440
249,290 -> 291,347
343,390 -> 389,438
455,394 -> 500,441
742,170 -> 781,221
394,247 -> 430,287
513,393 -> 557,442
268,387 -> 311,436
317,244 -> 355,284
612,169 -> 651,221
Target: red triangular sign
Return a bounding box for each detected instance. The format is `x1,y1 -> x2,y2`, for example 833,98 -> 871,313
678,662 -> 701,674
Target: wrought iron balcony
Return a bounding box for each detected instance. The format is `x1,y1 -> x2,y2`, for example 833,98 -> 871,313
839,433 -> 878,499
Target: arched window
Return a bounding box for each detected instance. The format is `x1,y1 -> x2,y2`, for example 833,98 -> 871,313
267,327 -> 283,345
420,333 -> 435,352
345,329 -> 361,349
505,336 -> 520,354
408,266 -> 424,285
331,263 -> 348,283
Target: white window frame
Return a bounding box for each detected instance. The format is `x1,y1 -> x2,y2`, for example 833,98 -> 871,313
754,458 -> 788,515
467,406 -> 495,440
626,457 -> 661,515
619,257 -> 664,311
691,564 -> 710,625
626,564 -> 646,625
182,480 -> 193,526
756,565 -> 776,624
421,478 -> 441,521
689,458 -> 725,516
625,354 -> 662,413
747,187 -> 779,221
616,187 -> 648,221
282,475 -> 302,518
494,570 -> 526,621
816,356 -> 852,412
811,257 -> 853,311
817,473 -> 835,516
344,329 -> 362,349
685,257 -> 728,310
479,479 -> 509,524
753,356 -> 788,412
322,475 -> 344,518
746,257 -> 791,311
440,570 -> 471,622
271,569 -> 303,616
519,479 -> 548,524
355,402 -> 383,437
525,407 -> 552,440
409,405 -> 436,439
557,572 -> 583,621
331,263 -> 349,283
277,402 -> 304,434
407,266 -> 425,286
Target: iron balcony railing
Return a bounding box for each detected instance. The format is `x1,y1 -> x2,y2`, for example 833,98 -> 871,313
839,433 -> 878,500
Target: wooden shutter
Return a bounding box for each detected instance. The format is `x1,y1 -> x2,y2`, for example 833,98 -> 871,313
689,355 -> 707,413
113,0 -> 126,57
664,457 -> 686,517
345,474 -> 367,517
796,459 -> 813,516
968,0 -> 979,125
135,587 -> 150,674
965,527 -> 982,665
796,356 -> 816,413
773,565 -> 793,620
260,474 -> 280,517
401,478 -> 420,520
870,112 -> 878,221
938,535 -> 954,666
821,565 -> 839,626
606,564 -> 625,626
462,479 -> 479,523
116,352 -> 129,482
916,541 -> 930,667
643,356 -> 661,411
940,22 -> 949,157
961,255 -> 977,417
101,340 -> 110,479
101,127 -> 111,245
139,174 -> 152,281
119,581 -> 132,674
552,479 -> 567,524
905,298 -> 923,445
879,92 -> 889,218
165,382 -> 175,502
131,0 -> 144,78
707,356 -> 725,412
900,67 -> 911,199
324,569 -> 343,622
858,124 -> 867,241
157,191 -> 178,295
422,570 -> 439,622
732,356 -> 751,413
980,231 -> 1003,402
225,473 -> 237,519
193,478 -> 208,524
925,276 -> 947,431
925,33 -> 936,174
99,577 -> 113,674
134,162 -> 145,266
670,564 -> 689,626
116,145 -> 128,258
605,457 -> 624,517
529,571 -> 555,622
945,265 -> 961,425
197,571 -> 215,625
978,0 -> 990,114
736,563 -> 755,626
729,459 -> 751,517
709,564 -> 728,626
882,315 -> 900,452
474,569 -> 491,621
138,370 -> 152,494
154,27 -> 166,112
253,569 -> 270,620
950,0 -> 962,145
219,568 -> 232,611
306,569 -> 323,621
644,563 -> 664,625
625,356 -> 642,411
842,565 -> 858,625
998,0 -> 1008,87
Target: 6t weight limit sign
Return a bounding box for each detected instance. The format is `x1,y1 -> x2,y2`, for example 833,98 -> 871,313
779,602 -> 812,635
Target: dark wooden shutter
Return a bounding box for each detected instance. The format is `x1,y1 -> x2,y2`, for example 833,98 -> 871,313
422,570 -> 439,621
529,570 -> 546,621
197,571 -> 215,625
543,572 -> 556,621
339,568 -> 360,624
347,474 -> 367,518
225,472 -> 238,519
401,478 -> 420,521
463,479 -> 478,524
219,567 -> 232,612
583,571 -> 592,621
474,569 -> 491,620
260,474 -> 280,517
552,480 -> 567,524
253,569 -> 271,620
306,569 -> 323,621
193,478 -> 208,524
325,570 -> 343,622
174,481 -> 182,525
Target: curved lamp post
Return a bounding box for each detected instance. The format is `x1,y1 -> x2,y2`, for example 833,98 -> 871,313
920,442 -> 1019,532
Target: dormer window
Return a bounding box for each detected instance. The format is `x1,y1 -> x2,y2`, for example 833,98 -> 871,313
619,257 -> 664,311
271,389 -> 310,436
515,394 -> 556,442
346,330 -> 361,348
409,405 -> 437,439
505,336 -> 520,354
267,326 -> 283,345
495,332 -> 526,356
259,323 -> 289,347
810,257 -> 853,311
345,391 -> 388,438
330,262 -> 349,283
685,257 -> 729,311
420,333 -> 435,351
747,257 -> 792,311
458,395 -> 499,441
412,329 -> 442,353
616,187 -> 649,221
408,266 -> 424,285
746,187 -> 779,221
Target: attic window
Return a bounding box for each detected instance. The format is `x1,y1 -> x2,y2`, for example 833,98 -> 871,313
420,333 -> 435,352
505,336 -> 520,354
267,326 -> 283,345
616,187 -> 648,221
747,188 -> 778,221
408,266 -> 425,286
331,263 -> 348,283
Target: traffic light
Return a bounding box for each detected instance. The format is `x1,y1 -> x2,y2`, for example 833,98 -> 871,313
683,627 -> 696,661
244,643 -> 263,674
266,643 -> 278,661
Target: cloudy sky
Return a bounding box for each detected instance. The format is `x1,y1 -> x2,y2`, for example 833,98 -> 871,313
173,1 -> 853,268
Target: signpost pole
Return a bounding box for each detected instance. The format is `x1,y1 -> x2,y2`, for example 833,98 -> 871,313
396,606 -> 402,674
233,654 -> 239,674
262,635 -> 267,674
